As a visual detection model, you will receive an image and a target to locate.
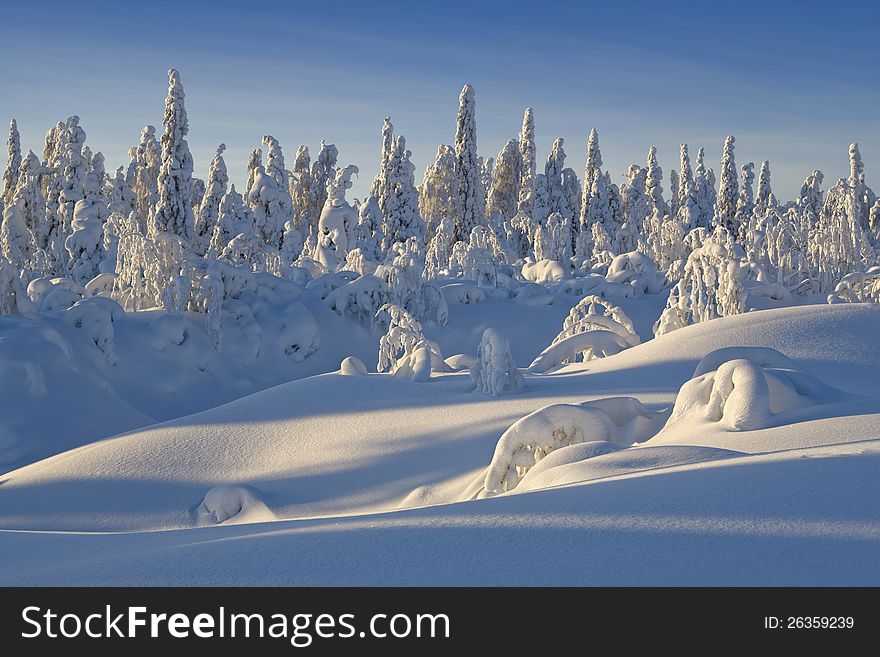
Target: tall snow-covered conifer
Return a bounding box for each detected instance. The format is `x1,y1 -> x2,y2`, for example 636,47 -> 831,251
716,136 -> 738,231
193,144 -> 228,255
3,119 -> 22,207
486,139 -> 522,223
517,108 -> 536,220
419,144 -> 461,238
454,84 -> 483,241
152,69 -> 195,242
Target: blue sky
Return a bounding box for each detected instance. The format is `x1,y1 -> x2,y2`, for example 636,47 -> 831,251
1,0 -> 878,202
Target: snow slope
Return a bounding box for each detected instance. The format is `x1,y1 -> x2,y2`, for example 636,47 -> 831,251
1,303 -> 879,583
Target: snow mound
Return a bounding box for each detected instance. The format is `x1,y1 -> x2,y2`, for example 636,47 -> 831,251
656,347 -> 858,435
339,356 -> 368,376
482,397 -> 665,495
515,444 -> 744,493
195,484 -> 274,525
517,440 -> 622,485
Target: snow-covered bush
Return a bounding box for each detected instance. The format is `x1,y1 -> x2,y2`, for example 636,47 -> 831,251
482,397 -> 662,494
604,251 -> 664,295
828,266 -> 880,303
529,295 -> 639,372
470,328 -> 522,395
325,274 -> 390,325
376,303 -> 447,382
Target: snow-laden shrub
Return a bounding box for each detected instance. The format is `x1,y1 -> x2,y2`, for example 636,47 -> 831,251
483,397 -> 662,494
529,296 -> 639,372
654,231 -> 746,336
325,274 -> 390,325
64,296 -> 124,365
344,247 -> 378,276
376,304 -> 448,382
605,251 -> 664,295
827,266 -> 880,303
26,276 -> 83,312
0,256 -> 35,315
470,327 -> 522,395
656,347 -> 851,434
441,283 -> 488,305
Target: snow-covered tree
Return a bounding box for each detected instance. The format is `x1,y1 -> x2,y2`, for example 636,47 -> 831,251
544,138 -> 567,218
734,162 -> 755,237
371,117 -> 394,205
65,165 -> 107,284
193,144 -> 228,255
812,177 -> 873,291
692,147 -> 715,228
669,169 -> 680,218
798,169 -> 824,227
645,146 -> 668,217
315,165 -> 359,271
3,119 -> 22,207
517,107 -> 536,220
244,148 -> 262,202
848,143 -> 876,228
46,116 -> 88,270
479,156 -> 493,218
1,197 -> 36,271
754,160 -> 774,216
152,69 -> 195,242
289,145 -> 312,230
716,136 -> 738,232
126,125 -> 161,233
208,185 -> 254,256
581,128 -> 602,206
454,84 -> 483,241
353,195 -> 383,262
381,136 -> 425,252
419,144 -> 461,238
619,165 -> 649,255
11,151 -> 48,252
561,168 -> 581,226
308,141 -> 338,233
486,139 -> 522,224
654,230 -> 746,335
191,177 -> 205,210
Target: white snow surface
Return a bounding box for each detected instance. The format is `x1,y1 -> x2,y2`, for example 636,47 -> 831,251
1,303 -> 880,584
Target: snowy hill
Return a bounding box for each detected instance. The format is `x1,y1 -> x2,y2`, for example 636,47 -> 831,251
1,303 -> 878,584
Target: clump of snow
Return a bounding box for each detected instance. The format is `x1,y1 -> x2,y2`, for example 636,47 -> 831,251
444,353 -> 476,371
276,301 -> 319,362
339,355 -> 368,376
64,296 -> 124,365
470,327 -> 522,395
195,484 -> 274,526
482,397 -> 664,494
521,258 -> 566,284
